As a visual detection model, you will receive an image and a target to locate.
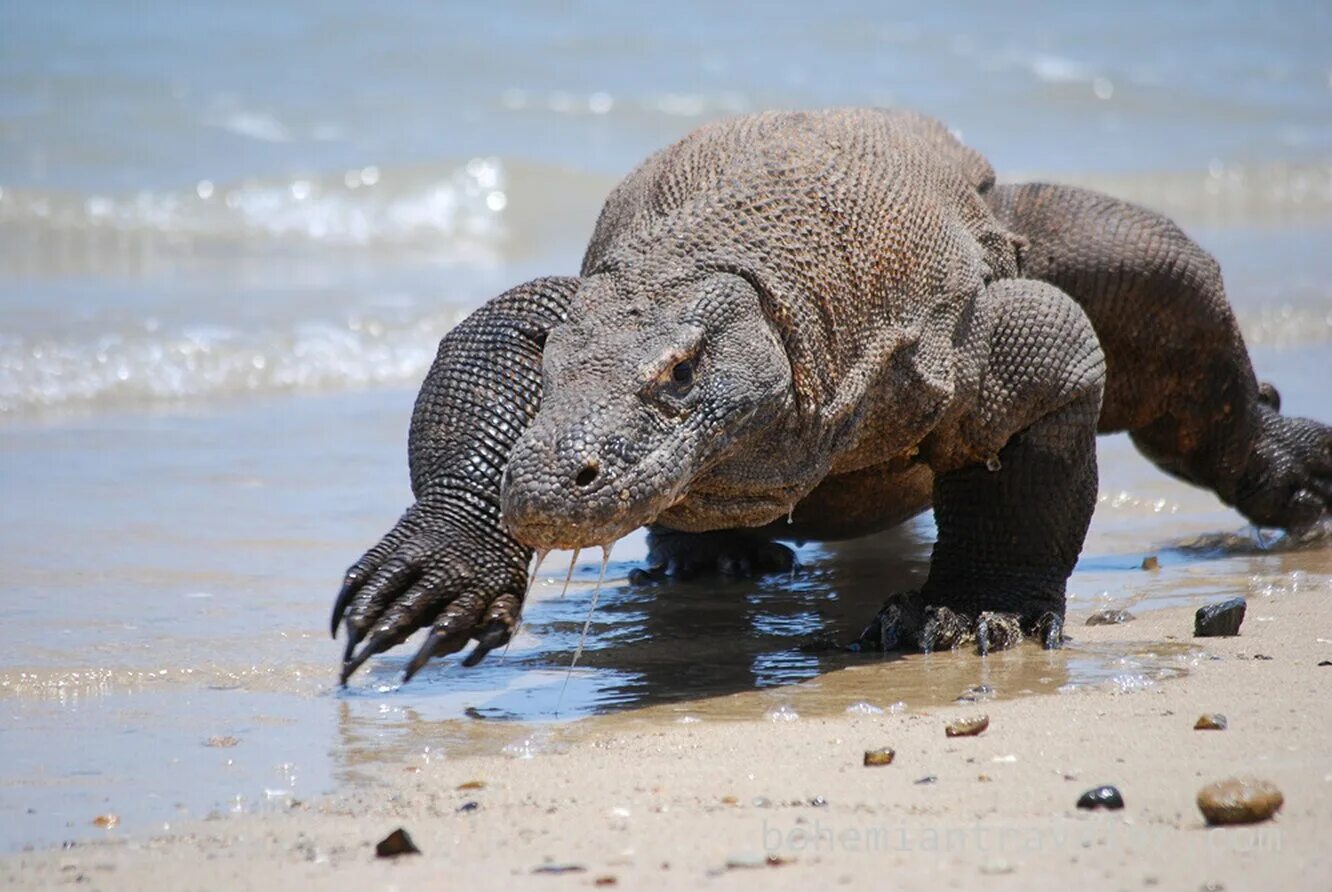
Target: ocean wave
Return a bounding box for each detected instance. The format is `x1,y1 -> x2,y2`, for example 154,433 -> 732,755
0,157 -> 511,250
0,311 -> 470,418
5,156 -> 1330,261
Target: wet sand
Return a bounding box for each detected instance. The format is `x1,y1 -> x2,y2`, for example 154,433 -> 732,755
6,580 -> 1331,890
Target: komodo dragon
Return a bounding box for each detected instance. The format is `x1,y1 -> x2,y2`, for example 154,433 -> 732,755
332,108 -> 1331,683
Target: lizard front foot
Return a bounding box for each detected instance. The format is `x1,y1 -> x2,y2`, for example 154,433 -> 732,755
627,527 -> 795,584
332,499 -> 530,683
858,590 -> 1064,655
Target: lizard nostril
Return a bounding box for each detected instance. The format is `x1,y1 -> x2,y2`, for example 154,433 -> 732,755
575,460 -> 600,488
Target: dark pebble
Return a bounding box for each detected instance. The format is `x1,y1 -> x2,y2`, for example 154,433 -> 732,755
1194,598 -> 1246,637
1086,608 -> 1136,626
375,828 -> 421,858
808,796 -> 828,807
914,775 -> 938,785
1076,785 -> 1124,810
1194,714 -> 1228,731
457,800 -> 480,812
1319,660 -> 1332,667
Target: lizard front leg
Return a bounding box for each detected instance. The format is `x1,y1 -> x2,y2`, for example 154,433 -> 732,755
862,279 -> 1105,654
332,276 -> 579,682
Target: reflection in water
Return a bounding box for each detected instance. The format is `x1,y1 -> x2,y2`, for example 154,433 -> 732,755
324,520 -> 1221,785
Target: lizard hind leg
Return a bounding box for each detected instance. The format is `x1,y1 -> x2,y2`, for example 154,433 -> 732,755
627,525 -> 795,584
988,182 -> 1332,534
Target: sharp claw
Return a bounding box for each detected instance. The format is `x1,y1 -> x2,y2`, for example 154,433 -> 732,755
341,624 -> 360,664
1037,611 -> 1065,650
340,628 -> 402,684
403,629 -> 469,683
977,619 -> 992,657
331,570 -> 363,639
462,622 -> 511,668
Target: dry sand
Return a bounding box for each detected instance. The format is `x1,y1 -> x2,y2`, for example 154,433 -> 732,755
6,592 -> 1330,891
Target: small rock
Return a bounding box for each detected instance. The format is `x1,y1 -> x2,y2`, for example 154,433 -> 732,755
1318,660 -> 1331,667
456,780 -> 486,791
1251,654 -> 1273,661
1197,778 -> 1283,825
956,684 -> 995,703
751,796 -> 772,808
1194,714 -> 1227,731
863,747 -> 895,767
375,828 -> 420,858
457,801 -> 480,813
914,775 -> 937,785
594,877 -> 618,887
1195,598 -> 1246,637
1076,786 -> 1124,810
945,715 -> 989,737
1140,555 -> 1161,570
720,795 -> 739,806
91,814 -> 119,829
204,736 -> 239,748
1086,608 -> 1136,626
808,796 -> 828,807
977,774 -> 992,782
532,863 -> 587,875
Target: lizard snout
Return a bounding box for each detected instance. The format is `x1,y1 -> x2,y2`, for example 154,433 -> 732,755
500,399 -> 680,551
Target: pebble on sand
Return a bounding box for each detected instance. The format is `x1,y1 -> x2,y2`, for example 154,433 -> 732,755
1194,598 -> 1246,637
1197,778 -> 1283,826
863,747 -> 896,766
375,828 -> 421,858
945,715 -> 989,737
1086,608 -> 1136,626
1194,714 -> 1228,730
1076,785 -> 1125,810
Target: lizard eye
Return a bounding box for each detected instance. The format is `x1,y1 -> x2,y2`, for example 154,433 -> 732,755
671,358 -> 695,387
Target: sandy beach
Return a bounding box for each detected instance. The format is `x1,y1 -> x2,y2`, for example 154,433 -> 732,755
6,575 -> 1329,890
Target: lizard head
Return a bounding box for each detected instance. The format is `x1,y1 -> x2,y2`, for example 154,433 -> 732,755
500,270 -> 792,550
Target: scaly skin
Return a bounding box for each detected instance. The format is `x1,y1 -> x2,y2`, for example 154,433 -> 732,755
333,109 -> 1331,682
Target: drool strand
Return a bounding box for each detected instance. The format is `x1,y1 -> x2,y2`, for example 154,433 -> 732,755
555,543 -> 612,716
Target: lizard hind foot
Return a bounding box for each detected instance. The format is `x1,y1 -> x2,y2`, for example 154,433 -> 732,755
627,528 -> 795,584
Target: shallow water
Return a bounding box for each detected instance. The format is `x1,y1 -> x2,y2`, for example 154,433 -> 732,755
2,0 -> 1331,855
